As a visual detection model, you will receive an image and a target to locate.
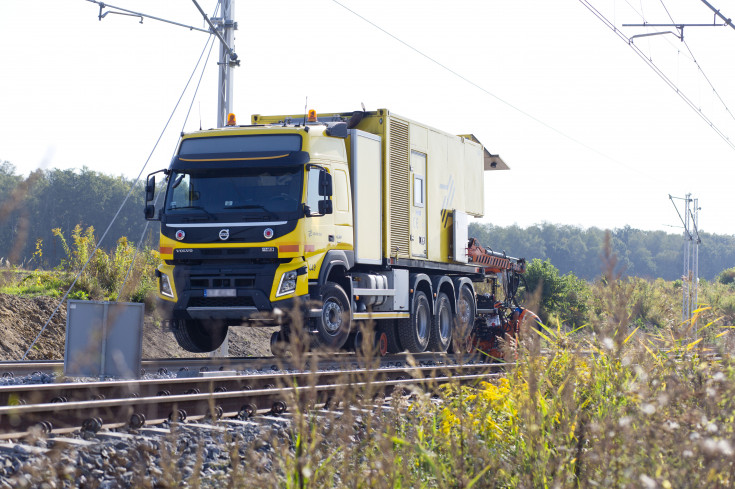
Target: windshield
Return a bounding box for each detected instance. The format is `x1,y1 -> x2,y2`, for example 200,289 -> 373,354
164,166 -> 303,220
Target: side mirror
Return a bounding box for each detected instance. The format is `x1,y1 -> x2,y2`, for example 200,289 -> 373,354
145,176 -> 155,202
144,204 -> 157,220
318,199 -> 333,215
318,170 -> 332,197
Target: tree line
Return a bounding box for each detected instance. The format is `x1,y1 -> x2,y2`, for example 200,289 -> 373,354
1,160 -> 733,280
0,161 -> 156,268
469,222 -> 735,281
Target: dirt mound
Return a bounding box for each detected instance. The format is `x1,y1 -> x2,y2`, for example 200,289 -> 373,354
0,294 -> 276,361
0,294 -> 67,361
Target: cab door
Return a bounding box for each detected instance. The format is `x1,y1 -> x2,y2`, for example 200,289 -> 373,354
410,150 -> 427,258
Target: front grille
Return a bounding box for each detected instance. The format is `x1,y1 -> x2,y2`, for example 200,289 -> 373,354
189,275 -> 256,289
188,297 -> 256,308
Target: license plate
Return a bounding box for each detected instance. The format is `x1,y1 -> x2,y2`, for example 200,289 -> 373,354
204,289 -> 236,298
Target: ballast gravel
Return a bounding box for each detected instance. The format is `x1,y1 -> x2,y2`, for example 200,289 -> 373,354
0,417 -> 291,488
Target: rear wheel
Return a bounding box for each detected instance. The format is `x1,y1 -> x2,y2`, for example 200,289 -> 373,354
375,330 -> 388,357
449,285 -> 476,353
350,322 -> 390,357
398,291 -> 431,353
428,292 -> 452,352
172,319 -> 227,353
378,320 -> 403,354
311,282 -> 351,349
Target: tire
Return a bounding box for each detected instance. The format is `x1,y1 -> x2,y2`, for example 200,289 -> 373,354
172,319 -> 227,353
375,331 -> 388,357
311,282 -> 351,349
397,291 -> 431,353
378,320 -> 403,354
353,327 -> 389,357
449,285 -> 476,353
428,292 -> 452,352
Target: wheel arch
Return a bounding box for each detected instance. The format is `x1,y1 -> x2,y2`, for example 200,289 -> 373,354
410,273 -> 434,314
452,277 -> 476,304
316,250 -> 355,297
431,275 -> 456,312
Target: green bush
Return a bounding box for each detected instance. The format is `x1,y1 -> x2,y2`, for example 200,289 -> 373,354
51,225 -> 159,303
1,225 -> 160,304
521,258 -> 589,326
717,266 -> 735,285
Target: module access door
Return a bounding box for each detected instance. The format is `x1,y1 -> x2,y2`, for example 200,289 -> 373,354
350,130 -> 382,265
410,150 -> 427,258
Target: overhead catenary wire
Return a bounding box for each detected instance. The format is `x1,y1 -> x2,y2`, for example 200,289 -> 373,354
620,0 -> 735,128
22,30 -> 218,360
579,0 -> 735,152
335,0 -> 735,177
328,0 -> 658,179
656,0 -> 735,125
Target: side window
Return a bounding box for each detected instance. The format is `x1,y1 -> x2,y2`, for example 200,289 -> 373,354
168,173 -> 191,209
413,175 -> 424,207
335,169 -> 349,212
306,167 -> 322,215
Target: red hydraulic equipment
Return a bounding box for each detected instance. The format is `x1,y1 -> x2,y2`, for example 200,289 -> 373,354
466,237 -> 539,359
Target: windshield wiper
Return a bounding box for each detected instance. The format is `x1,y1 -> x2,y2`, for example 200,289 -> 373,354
170,205 -> 217,220
227,204 -> 269,210
227,204 -> 278,219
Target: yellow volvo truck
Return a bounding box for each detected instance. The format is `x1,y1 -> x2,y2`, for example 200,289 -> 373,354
144,108 -> 509,354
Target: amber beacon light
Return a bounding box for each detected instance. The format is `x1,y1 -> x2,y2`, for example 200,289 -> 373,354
226,113 -> 237,126
307,109 -> 317,122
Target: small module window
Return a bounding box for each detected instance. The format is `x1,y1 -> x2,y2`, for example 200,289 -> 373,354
413,175 -> 424,207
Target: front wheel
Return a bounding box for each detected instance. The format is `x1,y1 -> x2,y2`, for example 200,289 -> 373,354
172,319 -> 227,353
311,282 -> 351,349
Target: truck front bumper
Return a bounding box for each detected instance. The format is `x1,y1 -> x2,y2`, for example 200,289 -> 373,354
158,260 -> 307,325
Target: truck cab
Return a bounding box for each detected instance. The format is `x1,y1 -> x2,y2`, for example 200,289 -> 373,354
147,120 -> 349,352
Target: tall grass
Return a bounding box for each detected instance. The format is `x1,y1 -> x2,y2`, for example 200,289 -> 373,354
9,246 -> 735,487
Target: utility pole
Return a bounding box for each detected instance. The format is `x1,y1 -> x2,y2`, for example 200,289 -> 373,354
88,0 -> 239,356
670,194 -> 701,328
89,0 -> 240,128
209,0 -> 238,127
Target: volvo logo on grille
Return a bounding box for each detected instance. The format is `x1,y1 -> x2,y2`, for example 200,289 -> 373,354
264,228 -> 274,240
219,229 -> 230,241
175,230 -> 185,241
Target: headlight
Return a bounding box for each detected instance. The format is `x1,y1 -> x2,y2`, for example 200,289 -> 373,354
276,270 -> 298,297
160,273 -> 174,298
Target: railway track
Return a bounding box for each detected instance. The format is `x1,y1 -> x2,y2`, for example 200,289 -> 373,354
0,351 -> 483,378
0,361 -> 506,440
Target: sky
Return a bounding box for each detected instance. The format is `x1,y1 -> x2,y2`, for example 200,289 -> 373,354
1,0 -> 734,236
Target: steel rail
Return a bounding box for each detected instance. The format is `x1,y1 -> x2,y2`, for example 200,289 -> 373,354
0,365 -> 505,439
0,363 -> 505,407
0,351 -> 485,377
